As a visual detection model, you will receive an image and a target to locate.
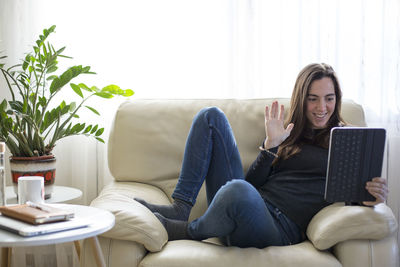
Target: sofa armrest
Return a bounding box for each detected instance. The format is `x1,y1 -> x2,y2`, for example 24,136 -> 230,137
306,203 -> 398,250
90,181 -> 170,252
333,235 -> 400,267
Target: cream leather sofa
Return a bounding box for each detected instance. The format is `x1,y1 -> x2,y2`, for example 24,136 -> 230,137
82,98 -> 399,267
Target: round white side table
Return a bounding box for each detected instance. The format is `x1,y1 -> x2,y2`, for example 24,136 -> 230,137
5,185 -> 82,204
0,204 -> 115,267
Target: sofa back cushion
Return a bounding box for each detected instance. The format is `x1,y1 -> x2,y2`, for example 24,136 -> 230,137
108,98 -> 366,203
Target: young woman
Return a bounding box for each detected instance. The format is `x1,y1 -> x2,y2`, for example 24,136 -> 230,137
136,63 -> 388,248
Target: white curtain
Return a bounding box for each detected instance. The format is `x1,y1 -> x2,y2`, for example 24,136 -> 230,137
1,0 -> 399,245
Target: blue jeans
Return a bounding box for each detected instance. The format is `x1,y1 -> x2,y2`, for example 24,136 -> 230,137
172,107 -> 303,248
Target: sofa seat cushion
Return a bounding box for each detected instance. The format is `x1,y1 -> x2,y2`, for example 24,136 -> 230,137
90,181 -> 169,252
139,240 -> 341,267
307,203 -> 398,250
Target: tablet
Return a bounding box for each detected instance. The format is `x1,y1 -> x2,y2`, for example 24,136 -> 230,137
324,127 -> 386,203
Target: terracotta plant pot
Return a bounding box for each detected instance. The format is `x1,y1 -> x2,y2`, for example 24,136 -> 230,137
9,155 -> 56,199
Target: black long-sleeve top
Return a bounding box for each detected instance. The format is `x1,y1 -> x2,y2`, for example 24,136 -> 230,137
245,144 -> 331,233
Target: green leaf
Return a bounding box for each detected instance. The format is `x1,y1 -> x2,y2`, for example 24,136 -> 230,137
9,101 -> 23,112
95,127 -> 104,136
69,102 -> 76,112
29,93 -> 37,104
43,44 -> 48,57
35,110 -> 41,124
94,92 -> 113,99
48,25 -> 56,33
101,84 -> 121,94
100,85 -> 133,97
39,54 -> 46,64
22,54 -> 30,71
83,125 -> 92,134
59,101 -> 66,109
70,123 -> 81,134
43,112 -> 51,130
60,103 -> 70,115
50,108 -> 58,122
95,137 -> 105,143
78,123 -> 86,132
70,83 -> 83,98
46,75 -> 58,81
82,66 -> 91,73
90,125 -> 98,134
47,66 -> 58,74
49,65 -> 92,94
90,86 -> 100,92
78,83 -> 91,92
35,63 -> 43,71
123,89 -> 134,97
70,123 -> 85,134
0,99 -> 7,112
42,25 -> 56,40
38,96 -> 47,107
58,54 -> 73,59
85,105 -> 100,115
56,46 -> 66,56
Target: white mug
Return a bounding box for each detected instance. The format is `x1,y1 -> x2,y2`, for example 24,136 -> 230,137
17,176 -> 45,204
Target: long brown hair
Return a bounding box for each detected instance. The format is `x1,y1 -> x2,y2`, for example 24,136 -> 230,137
275,63 -> 345,162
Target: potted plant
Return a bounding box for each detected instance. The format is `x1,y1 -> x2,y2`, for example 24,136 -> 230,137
0,25 -> 134,198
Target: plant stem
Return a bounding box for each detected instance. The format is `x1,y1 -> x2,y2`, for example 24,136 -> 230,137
48,93 -> 93,149
1,69 -> 16,101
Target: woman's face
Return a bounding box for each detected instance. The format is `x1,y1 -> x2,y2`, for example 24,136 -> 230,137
305,77 -> 336,129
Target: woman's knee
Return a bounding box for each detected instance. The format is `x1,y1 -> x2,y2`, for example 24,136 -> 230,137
196,106 -> 226,124
219,180 -> 258,204
227,179 -> 255,193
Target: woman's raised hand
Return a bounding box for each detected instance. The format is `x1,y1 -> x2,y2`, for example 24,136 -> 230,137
264,101 -> 294,149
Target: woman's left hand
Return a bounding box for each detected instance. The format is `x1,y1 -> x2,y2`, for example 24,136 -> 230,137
363,177 -> 389,206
